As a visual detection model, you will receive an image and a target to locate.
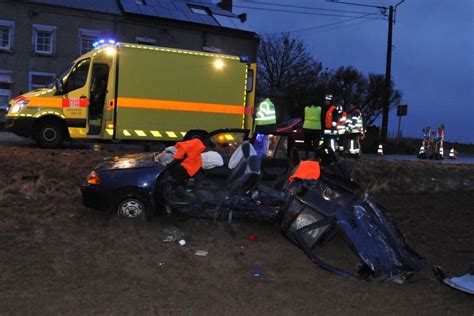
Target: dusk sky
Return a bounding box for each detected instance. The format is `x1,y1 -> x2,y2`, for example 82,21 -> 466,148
234,0 -> 474,143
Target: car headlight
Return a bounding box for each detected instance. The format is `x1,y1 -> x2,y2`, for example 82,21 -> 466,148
9,100 -> 29,114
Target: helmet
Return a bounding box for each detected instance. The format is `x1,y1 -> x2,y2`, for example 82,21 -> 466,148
325,94 -> 333,101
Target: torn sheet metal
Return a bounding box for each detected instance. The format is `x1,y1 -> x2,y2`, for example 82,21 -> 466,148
433,265 -> 474,295
282,156 -> 426,282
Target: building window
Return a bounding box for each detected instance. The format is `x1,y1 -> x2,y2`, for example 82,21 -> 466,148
136,37 -> 156,45
79,29 -> 100,54
0,20 -> 14,51
189,5 -> 209,15
33,24 -> 56,55
0,71 -> 12,112
29,71 -> 56,90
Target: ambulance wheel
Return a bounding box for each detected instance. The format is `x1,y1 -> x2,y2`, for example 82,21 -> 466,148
114,190 -> 153,221
33,119 -> 66,148
184,130 -> 207,140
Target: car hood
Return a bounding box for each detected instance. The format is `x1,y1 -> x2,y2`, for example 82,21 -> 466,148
96,153 -> 158,171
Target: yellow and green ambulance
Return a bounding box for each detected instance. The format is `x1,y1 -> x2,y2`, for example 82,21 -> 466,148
6,42 -> 256,148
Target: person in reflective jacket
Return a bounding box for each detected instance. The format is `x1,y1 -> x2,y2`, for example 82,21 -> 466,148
323,95 -> 339,152
302,103 -> 322,158
336,107 -> 348,152
254,98 -> 276,133
345,104 -> 364,157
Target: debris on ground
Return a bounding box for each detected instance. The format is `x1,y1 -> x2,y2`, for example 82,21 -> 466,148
433,264 -> 474,295
163,226 -> 185,243
252,266 -> 262,278
247,233 -> 257,241
194,250 -> 208,256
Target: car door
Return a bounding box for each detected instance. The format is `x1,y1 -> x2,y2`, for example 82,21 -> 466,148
255,134 -> 293,180
62,58 -> 91,135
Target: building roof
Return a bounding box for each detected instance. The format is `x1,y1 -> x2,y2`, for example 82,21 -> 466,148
27,0 -> 122,15
24,0 -> 253,33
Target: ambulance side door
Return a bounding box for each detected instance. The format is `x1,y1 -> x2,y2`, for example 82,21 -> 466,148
62,58 -> 91,133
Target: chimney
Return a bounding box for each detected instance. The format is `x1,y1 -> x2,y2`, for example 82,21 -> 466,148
217,0 -> 233,12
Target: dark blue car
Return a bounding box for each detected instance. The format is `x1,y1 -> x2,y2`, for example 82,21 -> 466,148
81,128 -> 425,282
81,129 -> 293,220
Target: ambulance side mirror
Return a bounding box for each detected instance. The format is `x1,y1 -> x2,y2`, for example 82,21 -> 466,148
55,78 -> 64,95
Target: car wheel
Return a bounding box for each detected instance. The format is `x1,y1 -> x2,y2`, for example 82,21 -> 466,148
33,120 -> 66,148
116,192 -> 153,221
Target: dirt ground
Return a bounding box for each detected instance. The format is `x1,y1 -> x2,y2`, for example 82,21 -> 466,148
0,145 -> 473,315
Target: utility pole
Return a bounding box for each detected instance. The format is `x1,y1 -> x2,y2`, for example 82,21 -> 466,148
329,1 -> 404,144
381,5 -> 394,144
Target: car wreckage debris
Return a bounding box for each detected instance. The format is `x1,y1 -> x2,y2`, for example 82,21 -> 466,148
252,266 -> 262,278
282,158 -> 426,282
247,233 -> 257,241
82,129 -> 426,283
433,265 -> 474,295
195,250 -> 208,257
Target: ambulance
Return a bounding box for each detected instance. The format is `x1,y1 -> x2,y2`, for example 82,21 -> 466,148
5,41 -> 256,148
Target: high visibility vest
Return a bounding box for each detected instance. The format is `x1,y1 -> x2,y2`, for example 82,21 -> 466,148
347,109 -> 363,134
325,105 -> 336,129
303,105 -> 322,130
255,98 -> 276,125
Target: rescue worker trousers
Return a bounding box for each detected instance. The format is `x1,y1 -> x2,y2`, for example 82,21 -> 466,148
303,128 -> 322,158
346,133 -> 361,155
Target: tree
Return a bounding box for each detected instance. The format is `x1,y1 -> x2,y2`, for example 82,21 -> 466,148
257,34 -> 328,118
325,68 -> 402,126
257,34 -> 403,124
327,66 -> 367,109
362,73 -> 402,126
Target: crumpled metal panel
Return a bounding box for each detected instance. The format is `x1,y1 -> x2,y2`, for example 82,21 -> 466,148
282,170 -> 426,282
336,198 -> 426,280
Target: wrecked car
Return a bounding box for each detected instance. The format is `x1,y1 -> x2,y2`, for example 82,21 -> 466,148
81,128 -> 425,281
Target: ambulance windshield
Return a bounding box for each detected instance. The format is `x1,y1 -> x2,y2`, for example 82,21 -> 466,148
58,63 -> 74,84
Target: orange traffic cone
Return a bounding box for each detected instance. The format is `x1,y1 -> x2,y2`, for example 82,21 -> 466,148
377,144 -> 384,156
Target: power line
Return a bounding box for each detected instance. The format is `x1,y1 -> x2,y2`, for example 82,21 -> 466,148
327,1 -> 387,10
262,13 -> 381,35
235,0 -> 377,15
234,5 -> 385,20
327,0 -> 406,143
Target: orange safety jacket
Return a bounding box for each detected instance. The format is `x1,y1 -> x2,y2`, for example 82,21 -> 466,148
325,105 -> 337,129
173,138 -> 206,176
289,161 -> 321,183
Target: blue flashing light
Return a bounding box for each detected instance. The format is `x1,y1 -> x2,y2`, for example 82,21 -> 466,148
92,39 -> 118,49
240,56 -> 249,63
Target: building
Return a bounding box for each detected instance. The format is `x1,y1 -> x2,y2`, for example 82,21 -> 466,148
0,0 -> 258,116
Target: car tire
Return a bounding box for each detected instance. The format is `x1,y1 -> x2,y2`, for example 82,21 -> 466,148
33,120 -> 66,148
115,191 -> 153,221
